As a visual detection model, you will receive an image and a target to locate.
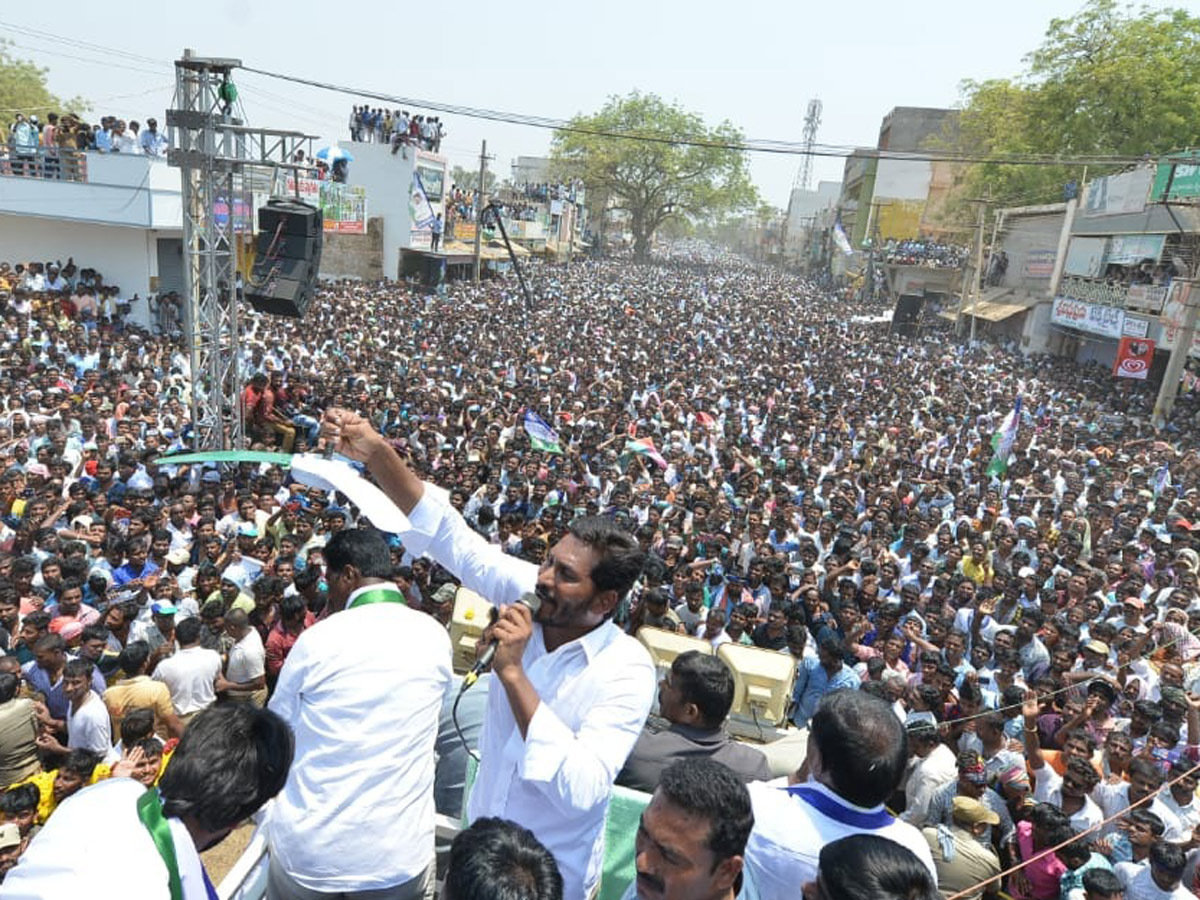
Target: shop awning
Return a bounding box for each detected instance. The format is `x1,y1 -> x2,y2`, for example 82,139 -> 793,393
939,289 -> 1041,323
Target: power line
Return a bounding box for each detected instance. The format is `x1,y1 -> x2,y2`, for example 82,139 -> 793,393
0,38 -> 171,79
238,64 -> 1152,168
0,21 -> 168,67
0,24 -> 1161,169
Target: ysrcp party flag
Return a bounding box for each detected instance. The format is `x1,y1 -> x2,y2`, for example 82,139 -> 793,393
1154,464 -> 1171,498
523,411 -> 563,454
410,171 -> 437,229
833,220 -> 854,257
985,395 -> 1022,478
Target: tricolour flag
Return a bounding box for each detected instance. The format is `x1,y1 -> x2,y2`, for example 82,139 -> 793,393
985,396 -> 1022,478
523,411 -> 563,454
624,437 -> 667,469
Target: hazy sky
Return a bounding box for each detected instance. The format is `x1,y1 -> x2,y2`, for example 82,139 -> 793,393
1,0 -> 1186,207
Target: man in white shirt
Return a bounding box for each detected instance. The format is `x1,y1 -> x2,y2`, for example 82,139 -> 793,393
36,658 -> 111,756
152,617 -> 221,723
216,608 -> 266,707
1160,760 -> 1200,837
743,690 -> 937,900
324,408 -> 657,900
1,704 -> 292,900
267,527 -> 454,900
1116,840 -> 1193,900
901,717 -> 959,827
1092,759 -> 1186,842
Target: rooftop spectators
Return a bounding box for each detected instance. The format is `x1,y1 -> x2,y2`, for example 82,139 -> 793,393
882,239 -> 968,269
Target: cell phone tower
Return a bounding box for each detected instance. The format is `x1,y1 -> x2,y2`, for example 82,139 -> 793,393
792,99 -> 823,192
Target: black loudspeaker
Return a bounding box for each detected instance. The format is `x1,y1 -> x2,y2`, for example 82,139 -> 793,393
891,293 -> 926,337
246,200 -> 323,318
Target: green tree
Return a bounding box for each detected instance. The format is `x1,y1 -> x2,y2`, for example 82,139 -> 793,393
450,164 -> 497,194
945,0 -> 1200,210
550,92 -> 757,261
0,40 -> 86,140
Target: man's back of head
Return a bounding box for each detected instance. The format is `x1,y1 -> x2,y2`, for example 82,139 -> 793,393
809,690 -> 908,809
666,651 -> 735,730
445,817 -> 562,900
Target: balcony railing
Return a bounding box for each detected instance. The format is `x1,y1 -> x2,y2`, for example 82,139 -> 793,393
1,145 -> 89,182
1058,274 -> 1168,313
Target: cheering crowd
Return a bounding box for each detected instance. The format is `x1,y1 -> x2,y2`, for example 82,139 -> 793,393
3,244 -> 1200,900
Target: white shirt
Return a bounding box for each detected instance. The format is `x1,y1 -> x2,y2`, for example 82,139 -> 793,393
405,492 -> 656,900
1,778 -> 210,899
1117,860 -> 1194,900
1093,780 -> 1186,841
267,591 -> 454,892
745,779 -> 937,900
901,743 -> 958,826
66,691 -> 111,754
226,627 -> 265,684
153,645 -> 221,715
1160,790 -> 1200,838
1030,764 -> 1105,833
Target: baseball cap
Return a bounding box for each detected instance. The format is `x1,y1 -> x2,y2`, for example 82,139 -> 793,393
1083,639 -> 1109,656
237,523 -> 259,537
431,583 -> 458,605
952,796 -> 1000,827
0,822 -> 20,850
151,602 -> 177,616
1123,597 -> 1146,609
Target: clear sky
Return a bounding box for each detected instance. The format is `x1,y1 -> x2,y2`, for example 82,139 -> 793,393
0,0 -> 1187,209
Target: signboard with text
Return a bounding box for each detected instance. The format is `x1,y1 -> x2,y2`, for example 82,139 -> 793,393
1023,249 -> 1056,278
1152,153 -> 1200,201
1052,296 -> 1125,338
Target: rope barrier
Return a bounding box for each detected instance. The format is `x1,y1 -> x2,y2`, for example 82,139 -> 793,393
945,757 -> 1200,899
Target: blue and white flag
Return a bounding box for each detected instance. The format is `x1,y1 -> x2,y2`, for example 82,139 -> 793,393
523,410 -> 563,454
833,220 -> 854,257
1154,464 -> 1170,498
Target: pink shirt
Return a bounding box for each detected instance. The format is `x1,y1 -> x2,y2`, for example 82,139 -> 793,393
1011,820 -> 1067,900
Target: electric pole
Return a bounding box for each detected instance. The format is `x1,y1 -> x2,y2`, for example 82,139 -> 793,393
473,140 -> 489,283
970,199 -> 986,343
1152,163 -> 1200,428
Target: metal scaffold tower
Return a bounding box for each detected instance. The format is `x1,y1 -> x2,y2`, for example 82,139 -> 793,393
167,50 -> 316,450
792,99 -> 823,192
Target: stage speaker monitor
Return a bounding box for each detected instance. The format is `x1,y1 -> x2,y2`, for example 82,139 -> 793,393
246,200 -> 323,318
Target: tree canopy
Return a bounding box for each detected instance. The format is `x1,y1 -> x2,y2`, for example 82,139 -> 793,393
946,0 -> 1200,210
0,40 -> 85,138
450,164 -> 498,195
550,92 -> 757,260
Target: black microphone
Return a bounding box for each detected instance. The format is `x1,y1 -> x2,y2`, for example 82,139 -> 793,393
463,591 -> 542,689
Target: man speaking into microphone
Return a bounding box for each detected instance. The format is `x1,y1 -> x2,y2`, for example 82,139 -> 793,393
323,408 -> 656,900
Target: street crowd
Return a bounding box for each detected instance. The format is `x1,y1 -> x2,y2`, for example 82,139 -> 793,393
3,242 -> 1200,900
